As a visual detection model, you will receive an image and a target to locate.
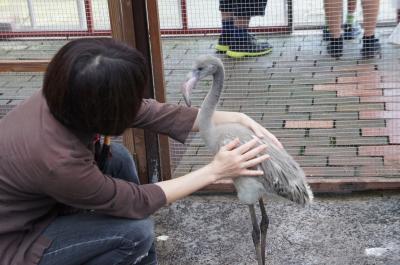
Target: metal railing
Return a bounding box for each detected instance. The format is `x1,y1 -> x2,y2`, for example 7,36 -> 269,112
0,0 -> 398,39
0,0 -> 109,38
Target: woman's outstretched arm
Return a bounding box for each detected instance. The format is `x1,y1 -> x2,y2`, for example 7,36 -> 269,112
156,138 -> 269,204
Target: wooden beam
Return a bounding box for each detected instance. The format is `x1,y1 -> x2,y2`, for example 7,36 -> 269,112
307,177 -> 400,193
0,60 -> 49,72
107,0 -> 168,184
107,0 -> 149,183
198,177 -> 400,194
131,0 -> 163,183
146,0 -> 171,181
107,0 -> 136,46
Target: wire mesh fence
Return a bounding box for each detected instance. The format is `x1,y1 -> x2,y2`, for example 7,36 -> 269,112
160,0 -> 400,182
0,0 -> 110,35
0,1 -> 112,144
0,0 -> 399,184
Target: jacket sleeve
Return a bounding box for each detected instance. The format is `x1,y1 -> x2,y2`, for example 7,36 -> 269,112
42,157 -> 166,219
132,99 -> 198,143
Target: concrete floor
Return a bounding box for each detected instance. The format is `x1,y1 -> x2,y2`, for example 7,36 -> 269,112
154,192 -> 400,265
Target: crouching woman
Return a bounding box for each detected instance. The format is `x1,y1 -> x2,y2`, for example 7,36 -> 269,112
0,38 -> 273,265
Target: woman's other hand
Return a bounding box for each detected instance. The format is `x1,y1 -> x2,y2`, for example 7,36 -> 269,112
209,138 -> 269,181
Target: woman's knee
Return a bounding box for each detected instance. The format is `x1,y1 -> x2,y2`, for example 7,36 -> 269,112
123,218 -> 155,249
117,218 -> 155,265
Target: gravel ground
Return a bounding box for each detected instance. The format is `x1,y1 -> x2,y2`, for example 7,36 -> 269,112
154,192 -> 400,265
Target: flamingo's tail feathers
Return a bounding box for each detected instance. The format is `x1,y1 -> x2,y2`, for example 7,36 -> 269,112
261,158 -> 314,206
278,179 -> 313,206
305,182 -> 314,203
291,181 -> 314,205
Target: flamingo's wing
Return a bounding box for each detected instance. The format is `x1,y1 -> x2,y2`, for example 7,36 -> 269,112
258,136 -> 313,205
213,123 -> 313,205
211,125 -> 258,153
210,123 -> 313,205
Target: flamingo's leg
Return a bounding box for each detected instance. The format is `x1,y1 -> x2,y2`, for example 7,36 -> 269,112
259,198 -> 269,265
248,204 -> 263,265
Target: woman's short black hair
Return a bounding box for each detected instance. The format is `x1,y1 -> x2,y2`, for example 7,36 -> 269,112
43,38 -> 148,135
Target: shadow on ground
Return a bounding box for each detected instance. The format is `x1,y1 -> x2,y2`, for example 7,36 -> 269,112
154,192 -> 400,265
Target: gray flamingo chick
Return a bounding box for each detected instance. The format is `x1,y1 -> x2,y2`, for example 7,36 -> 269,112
182,55 -> 314,265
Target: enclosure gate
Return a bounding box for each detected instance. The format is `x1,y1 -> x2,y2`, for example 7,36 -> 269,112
1,0 -> 400,193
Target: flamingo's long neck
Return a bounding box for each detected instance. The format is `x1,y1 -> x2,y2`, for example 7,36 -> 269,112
198,64 -> 224,143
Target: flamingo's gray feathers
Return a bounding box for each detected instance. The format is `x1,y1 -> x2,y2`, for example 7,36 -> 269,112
184,55 -> 313,206
208,123 -> 313,205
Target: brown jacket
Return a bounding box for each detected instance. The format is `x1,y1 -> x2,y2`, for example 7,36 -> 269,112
0,90 -> 198,265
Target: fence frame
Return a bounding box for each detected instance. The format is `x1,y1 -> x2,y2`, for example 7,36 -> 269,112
0,0 -> 293,38
107,0 -> 171,184
1,0 -> 399,38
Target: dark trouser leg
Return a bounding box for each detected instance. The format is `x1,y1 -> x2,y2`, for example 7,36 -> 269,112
102,143 -> 158,265
39,143 -> 157,265
103,143 -> 140,184
39,214 -> 156,265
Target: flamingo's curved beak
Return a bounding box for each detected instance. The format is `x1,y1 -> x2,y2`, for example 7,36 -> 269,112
181,71 -> 199,107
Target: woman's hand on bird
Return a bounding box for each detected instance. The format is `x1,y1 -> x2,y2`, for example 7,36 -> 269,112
237,113 -> 283,149
205,111 -> 283,149
209,138 -> 269,181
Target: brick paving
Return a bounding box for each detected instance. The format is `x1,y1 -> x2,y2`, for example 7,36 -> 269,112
1,28 -> 400,182
163,30 -> 400,181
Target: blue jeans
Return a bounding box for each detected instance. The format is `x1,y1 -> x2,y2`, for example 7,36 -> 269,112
38,144 -> 157,265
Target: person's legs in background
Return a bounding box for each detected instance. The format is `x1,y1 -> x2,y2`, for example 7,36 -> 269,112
216,0 -> 272,58
347,0 -> 357,24
324,0 -> 380,58
215,7 -> 235,53
324,0 -> 344,57
361,0 -> 381,58
343,0 -> 362,39
39,143 -> 157,265
323,0 -> 361,41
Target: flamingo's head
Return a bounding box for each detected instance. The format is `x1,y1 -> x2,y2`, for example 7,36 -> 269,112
181,55 -> 224,107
